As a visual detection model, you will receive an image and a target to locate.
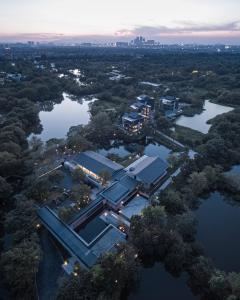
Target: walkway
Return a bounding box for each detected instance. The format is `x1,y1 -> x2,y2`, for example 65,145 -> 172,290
156,130 -> 185,148
38,165 -> 62,179
37,229 -> 63,300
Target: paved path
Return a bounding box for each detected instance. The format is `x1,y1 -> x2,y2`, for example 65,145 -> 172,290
38,165 -> 62,179
36,229 -> 63,300
156,130 -> 185,148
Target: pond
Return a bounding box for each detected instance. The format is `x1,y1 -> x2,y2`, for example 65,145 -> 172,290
143,142 -> 171,162
98,145 -> 131,158
175,100 -> 233,134
98,142 -> 171,162
35,93 -> 94,141
195,192 -> 240,272
228,164 -> 240,175
128,263 -> 195,300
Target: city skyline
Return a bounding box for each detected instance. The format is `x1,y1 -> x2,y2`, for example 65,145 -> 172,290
0,0 -> 240,44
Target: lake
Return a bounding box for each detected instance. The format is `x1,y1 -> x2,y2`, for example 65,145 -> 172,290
35,93 -> 94,141
128,263 -> 195,300
175,100 -> 233,134
195,192 -> 240,272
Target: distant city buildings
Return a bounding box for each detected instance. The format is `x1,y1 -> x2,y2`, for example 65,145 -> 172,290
116,42 -> 129,47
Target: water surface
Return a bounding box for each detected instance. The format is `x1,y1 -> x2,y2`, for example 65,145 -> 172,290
144,142 -> 171,162
129,263 -> 195,300
195,192 -> 240,272
176,100 -> 233,134
98,146 -> 130,158
36,93 -> 94,141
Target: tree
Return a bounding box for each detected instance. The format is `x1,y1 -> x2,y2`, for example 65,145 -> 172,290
188,256 -> 214,295
27,176 -> 52,203
57,244 -> 139,300
48,169 -> 64,184
209,271 -> 232,299
0,176 -> 13,209
159,190 -> 186,215
4,199 -> 37,244
72,168 -> 85,183
71,183 -> 91,208
188,171 -> 208,196
228,272 -> 240,298
99,170 -> 111,186
58,207 -> 76,222
0,237 -> 41,299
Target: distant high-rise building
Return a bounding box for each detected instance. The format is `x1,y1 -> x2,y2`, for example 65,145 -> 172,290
116,42 -> 129,47
132,36 -> 145,46
146,40 -> 155,45
27,41 -> 35,46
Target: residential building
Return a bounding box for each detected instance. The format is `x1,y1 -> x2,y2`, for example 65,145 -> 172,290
122,112 -> 144,134
159,96 -> 182,119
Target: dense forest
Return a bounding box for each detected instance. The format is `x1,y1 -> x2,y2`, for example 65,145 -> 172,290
0,48 -> 240,300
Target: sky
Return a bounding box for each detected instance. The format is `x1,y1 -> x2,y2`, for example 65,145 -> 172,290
0,0 -> 240,44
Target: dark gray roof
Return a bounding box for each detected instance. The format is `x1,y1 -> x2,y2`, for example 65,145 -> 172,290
136,157 -> 168,185
101,174 -> 137,204
37,206 -> 98,268
74,151 -> 123,177
101,182 -> 129,203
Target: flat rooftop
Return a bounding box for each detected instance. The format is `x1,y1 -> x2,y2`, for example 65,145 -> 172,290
120,195 -> 149,220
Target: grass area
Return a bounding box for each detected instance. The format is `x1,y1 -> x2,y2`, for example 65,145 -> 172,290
170,125 -> 205,148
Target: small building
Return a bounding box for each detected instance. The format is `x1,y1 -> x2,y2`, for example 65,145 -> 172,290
137,95 -> 154,109
159,96 -> 182,119
125,155 -> 168,189
6,73 -> 22,82
71,151 -> 123,184
130,102 -> 152,120
122,112 -> 144,134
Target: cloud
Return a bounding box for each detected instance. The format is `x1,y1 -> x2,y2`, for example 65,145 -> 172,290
1,21 -> 240,45
116,21 -> 240,37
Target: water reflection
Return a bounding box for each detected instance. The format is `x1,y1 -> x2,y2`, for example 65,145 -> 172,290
176,100 -> 233,134
196,192 -> 240,272
35,93 -> 94,141
144,142 -> 171,162
129,263 -> 195,300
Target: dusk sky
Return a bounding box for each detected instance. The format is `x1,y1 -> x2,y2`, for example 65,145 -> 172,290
1,0 -> 240,44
